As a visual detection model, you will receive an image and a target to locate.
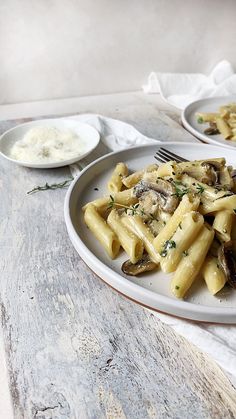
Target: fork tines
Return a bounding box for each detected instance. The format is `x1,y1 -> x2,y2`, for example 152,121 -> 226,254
155,147 -> 188,164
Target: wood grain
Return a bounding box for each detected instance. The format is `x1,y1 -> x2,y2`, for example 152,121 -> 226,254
1,150 -> 236,419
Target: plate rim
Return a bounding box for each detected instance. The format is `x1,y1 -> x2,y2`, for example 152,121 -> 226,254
0,117 -> 100,168
181,96 -> 236,149
64,142 -> 236,323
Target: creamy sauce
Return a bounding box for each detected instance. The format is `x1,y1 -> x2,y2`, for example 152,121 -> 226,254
10,126 -> 87,163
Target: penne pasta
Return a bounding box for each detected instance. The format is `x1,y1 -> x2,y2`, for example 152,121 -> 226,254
171,224 -> 214,298
196,103 -> 236,142
84,204 -> 120,259
180,174 -> 228,201
82,188 -> 138,214
216,117 -> 232,140
122,164 -> 158,188
121,214 -> 160,263
200,194 -> 236,215
196,112 -> 219,122
153,194 -> 200,254
107,162 -> 128,193
107,209 -> 144,263
202,256 -> 226,295
212,210 -> 233,242
160,212 -> 204,273
156,161 -> 182,177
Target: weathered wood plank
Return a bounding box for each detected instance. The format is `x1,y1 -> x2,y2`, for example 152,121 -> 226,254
1,154 -> 236,419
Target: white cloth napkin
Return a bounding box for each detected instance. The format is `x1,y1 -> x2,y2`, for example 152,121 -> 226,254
143,60 -> 236,110
67,113 -> 236,387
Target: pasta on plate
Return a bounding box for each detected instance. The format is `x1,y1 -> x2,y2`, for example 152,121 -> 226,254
83,157 -> 236,299
196,102 -> 236,141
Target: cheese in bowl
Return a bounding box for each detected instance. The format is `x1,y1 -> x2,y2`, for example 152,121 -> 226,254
10,126 -> 87,163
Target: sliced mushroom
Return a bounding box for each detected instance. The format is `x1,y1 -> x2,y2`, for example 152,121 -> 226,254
133,179 -> 179,215
183,162 -> 219,186
218,241 -> 236,288
122,254 -> 157,276
204,123 -> 220,136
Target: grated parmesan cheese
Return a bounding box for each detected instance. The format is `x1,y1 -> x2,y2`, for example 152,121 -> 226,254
10,126 -> 87,163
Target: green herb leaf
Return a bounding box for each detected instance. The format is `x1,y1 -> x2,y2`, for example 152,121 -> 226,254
197,116 -> 203,124
160,249 -> 167,257
196,184 -> 205,194
160,239 -> 176,257
172,181 -> 190,198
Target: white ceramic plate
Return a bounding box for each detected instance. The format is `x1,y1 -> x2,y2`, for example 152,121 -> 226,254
64,142 -> 236,323
182,96 -> 236,149
0,118 -> 100,168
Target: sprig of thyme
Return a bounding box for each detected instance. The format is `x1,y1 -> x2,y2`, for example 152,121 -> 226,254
27,177 -> 74,194
108,196 -> 148,216
172,181 -> 190,198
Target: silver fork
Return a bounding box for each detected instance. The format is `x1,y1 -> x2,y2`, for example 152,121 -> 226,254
155,147 -> 188,164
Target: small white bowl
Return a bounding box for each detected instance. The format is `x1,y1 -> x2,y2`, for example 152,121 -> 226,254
0,118 -> 100,168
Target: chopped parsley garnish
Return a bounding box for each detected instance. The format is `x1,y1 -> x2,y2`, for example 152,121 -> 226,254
160,250 -> 167,257
165,240 -> 176,249
172,181 -> 190,198
196,184 -> 205,194
160,239 -> 176,257
175,285 -> 180,290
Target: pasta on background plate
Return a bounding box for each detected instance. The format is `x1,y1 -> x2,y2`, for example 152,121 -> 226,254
83,158 -> 236,299
196,102 -> 236,141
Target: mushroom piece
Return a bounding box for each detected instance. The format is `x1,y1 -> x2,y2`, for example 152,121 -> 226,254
183,162 -> 219,186
218,241 -> 236,288
204,122 -> 220,136
122,254 -> 157,276
133,179 -> 179,215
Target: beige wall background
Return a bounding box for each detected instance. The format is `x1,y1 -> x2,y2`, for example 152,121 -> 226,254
0,0 -> 236,105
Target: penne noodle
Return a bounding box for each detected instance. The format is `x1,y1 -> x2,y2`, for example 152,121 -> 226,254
156,161 -> 182,177
107,209 -> 144,263
212,210 -> 233,242
202,256 -> 226,295
153,194 -> 200,254
216,117 -> 232,140
200,194 -> 236,215
84,204 -> 120,259
107,162 -> 128,193
82,188 -> 138,214
171,224 -> 214,298
178,158 -> 225,172
196,112 -> 219,122
180,174 -> 229,201
122,164 -> 158,188
160,212 -> 204,273
121,214 -> 160,263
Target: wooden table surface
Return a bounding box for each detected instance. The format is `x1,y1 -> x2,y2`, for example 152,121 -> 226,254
1,92 -> 236,419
